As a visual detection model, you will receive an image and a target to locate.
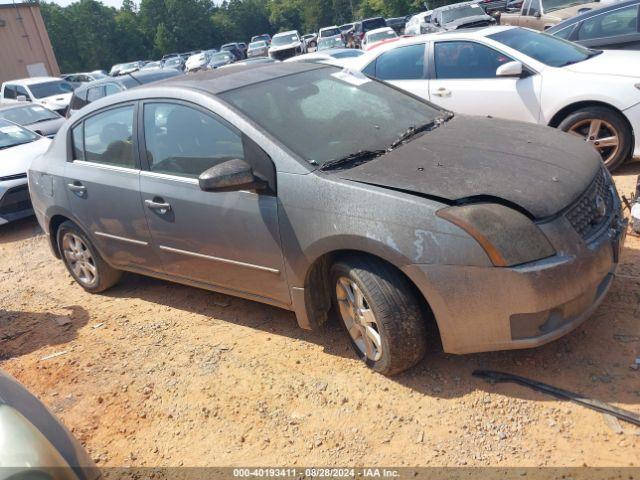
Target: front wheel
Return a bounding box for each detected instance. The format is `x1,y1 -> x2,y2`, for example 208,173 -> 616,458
330,256 -> 428,376
558,106 -> 632,171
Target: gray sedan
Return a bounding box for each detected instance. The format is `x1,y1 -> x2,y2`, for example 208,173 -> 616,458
28,63 -> 626,375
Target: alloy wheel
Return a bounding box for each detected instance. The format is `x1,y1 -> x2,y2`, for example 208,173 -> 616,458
567,118 -> 620,166
335,277 -> 383,361
62,233 -> 98,287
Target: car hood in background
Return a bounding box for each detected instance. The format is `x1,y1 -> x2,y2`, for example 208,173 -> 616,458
0,138 -> 51,177
444,14 -> 494,29
269,42 -> 300,52
335,116 -> 601,219
26,118 -> 66,137
564,49 -> 640,78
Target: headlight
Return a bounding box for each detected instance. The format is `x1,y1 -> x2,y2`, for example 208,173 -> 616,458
437,203 -> 555,267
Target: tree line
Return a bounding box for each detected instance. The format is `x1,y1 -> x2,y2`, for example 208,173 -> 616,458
36,0 -> 430,73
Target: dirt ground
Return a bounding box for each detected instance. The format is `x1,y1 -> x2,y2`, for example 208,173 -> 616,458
1,165 -> 640,468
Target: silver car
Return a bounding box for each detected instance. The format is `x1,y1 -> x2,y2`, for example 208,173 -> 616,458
28,63 -> 626,375
247,40 -> 269,58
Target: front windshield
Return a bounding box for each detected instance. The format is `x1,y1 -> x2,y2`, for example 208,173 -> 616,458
249,41 -> 267,49
318,37 -> 344,50
368,30 -> 397,43
0,105 -> 59,125
28,80 -> 73,99
211,53 -> 232,62
220,67 -> 442,167
489,28 -> 595,67
543,0 -> 593,12
442,4 -> 485,23
165,58 -> 181,67
320,28 -> 341,37
272,34 -> 299,46
0,119 -> 39,149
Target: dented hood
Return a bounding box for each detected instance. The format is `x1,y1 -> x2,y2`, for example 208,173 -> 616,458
335,116 -> 601,219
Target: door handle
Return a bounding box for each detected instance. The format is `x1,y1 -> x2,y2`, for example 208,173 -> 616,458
67,182 -> 86,195
432,88 -> 452,98
145,198 -> 172,215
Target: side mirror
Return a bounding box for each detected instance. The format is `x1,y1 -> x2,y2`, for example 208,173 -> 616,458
16,95 -> 28,102
496,60 -> 523,77
534,11 -> 542,18
199,158 -> 266,192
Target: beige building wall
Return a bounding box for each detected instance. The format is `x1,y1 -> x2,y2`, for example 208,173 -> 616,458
0,2 -> 60,84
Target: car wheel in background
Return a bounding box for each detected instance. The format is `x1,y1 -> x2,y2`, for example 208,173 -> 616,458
330,256 -> 428,376
57,221 -> 122,293
558,106 -> 632,171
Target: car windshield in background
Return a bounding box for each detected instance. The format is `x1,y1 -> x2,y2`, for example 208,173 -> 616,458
28,80 -> 73,99
0,119 -> 39,149
368,30 -> 397,43
331,49 -> 364,58
220,67 -> 442,167
363,18 -> 387,30
272,34 -> 298,46
0,105 -> 59,125
318,37 -> 344,50
250,41 -> 267,49
321,28 -> 342,37
211,52 -> 233,62
442,4 -> 485,23
489,28 -> 595,67
543,0 -> 594,12
91,72 -> 108,79
164,58 -> 181,67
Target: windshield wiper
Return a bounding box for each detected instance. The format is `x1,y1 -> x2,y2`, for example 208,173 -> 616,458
320,149 -> 387,171
389,113 -> 453,150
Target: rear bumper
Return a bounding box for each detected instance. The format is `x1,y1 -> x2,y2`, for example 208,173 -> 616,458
403,213 -> 627,354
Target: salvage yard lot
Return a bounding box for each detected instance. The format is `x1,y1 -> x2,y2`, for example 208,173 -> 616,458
1,166 -> 639,467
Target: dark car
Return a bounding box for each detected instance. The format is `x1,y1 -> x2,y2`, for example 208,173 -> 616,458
386,16 -> 408,35
221,42 -> 246,60
354,17 -> 388,43
547,0 -> 640,49
431,1 -> 497,30
29,62 -> 626,376
208,51 -> 237,69
67,69 -> 183,117
163,55 -> 186,71
0,103 -> 65,137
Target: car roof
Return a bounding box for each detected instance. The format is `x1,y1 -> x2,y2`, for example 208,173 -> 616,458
3,76 -> 62,86
434,0 -> 476,11
74,69 -> 183,94
147,62 -> 326,96
320,25 -> 340,31
274,30 -> 298,36
366,27 -> 395,35
548,0 -> 638,30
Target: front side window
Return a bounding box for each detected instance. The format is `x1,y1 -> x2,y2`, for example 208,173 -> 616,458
528,0 -> 542,16
143,103 -> 244,178
3,85 -> 17,100
220,67 -> 442,167
16,86 -> 30,100
489,28 -> 595,67
374,44 -> 426,80
578,5 -> 639,40
82,105 -> 135,168
435,41 -> 513,79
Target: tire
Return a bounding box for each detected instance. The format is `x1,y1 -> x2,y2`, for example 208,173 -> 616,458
557,106 -> 632,172
330,256 -> 428,376
57,221 -> 122,293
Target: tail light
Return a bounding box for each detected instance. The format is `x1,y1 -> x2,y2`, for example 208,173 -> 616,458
359,32 -> 365,39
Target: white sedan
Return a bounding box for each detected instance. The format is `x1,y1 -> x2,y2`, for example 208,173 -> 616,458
349,26 -> 640,170
0,119 -> 50,224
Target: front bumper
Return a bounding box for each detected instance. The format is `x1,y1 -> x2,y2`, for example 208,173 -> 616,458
403,208 -> 627,354
270,47 -> 299,60
0,178 -> 33,225
623,101 -> 640,157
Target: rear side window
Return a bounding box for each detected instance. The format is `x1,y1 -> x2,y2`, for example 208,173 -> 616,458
105,83 -> 121,96
374,44 -> 426,80
143,103 -> 244,179
363,18 -> 387,31
3,85 -> 17,100
79,105 -> 135,168
71,123 -> 84,160
577,4 -> 639,40
435,41 -> 513,79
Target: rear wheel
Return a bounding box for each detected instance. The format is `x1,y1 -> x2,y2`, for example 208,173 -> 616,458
57,221 -> 122,293
558,106 -> 632,171
330,256 -> 428,376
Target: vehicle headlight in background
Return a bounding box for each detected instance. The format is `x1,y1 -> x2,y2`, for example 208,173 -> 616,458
437,203 -> 555,267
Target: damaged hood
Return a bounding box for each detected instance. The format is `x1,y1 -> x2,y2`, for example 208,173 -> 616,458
334,116 -> 601,219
